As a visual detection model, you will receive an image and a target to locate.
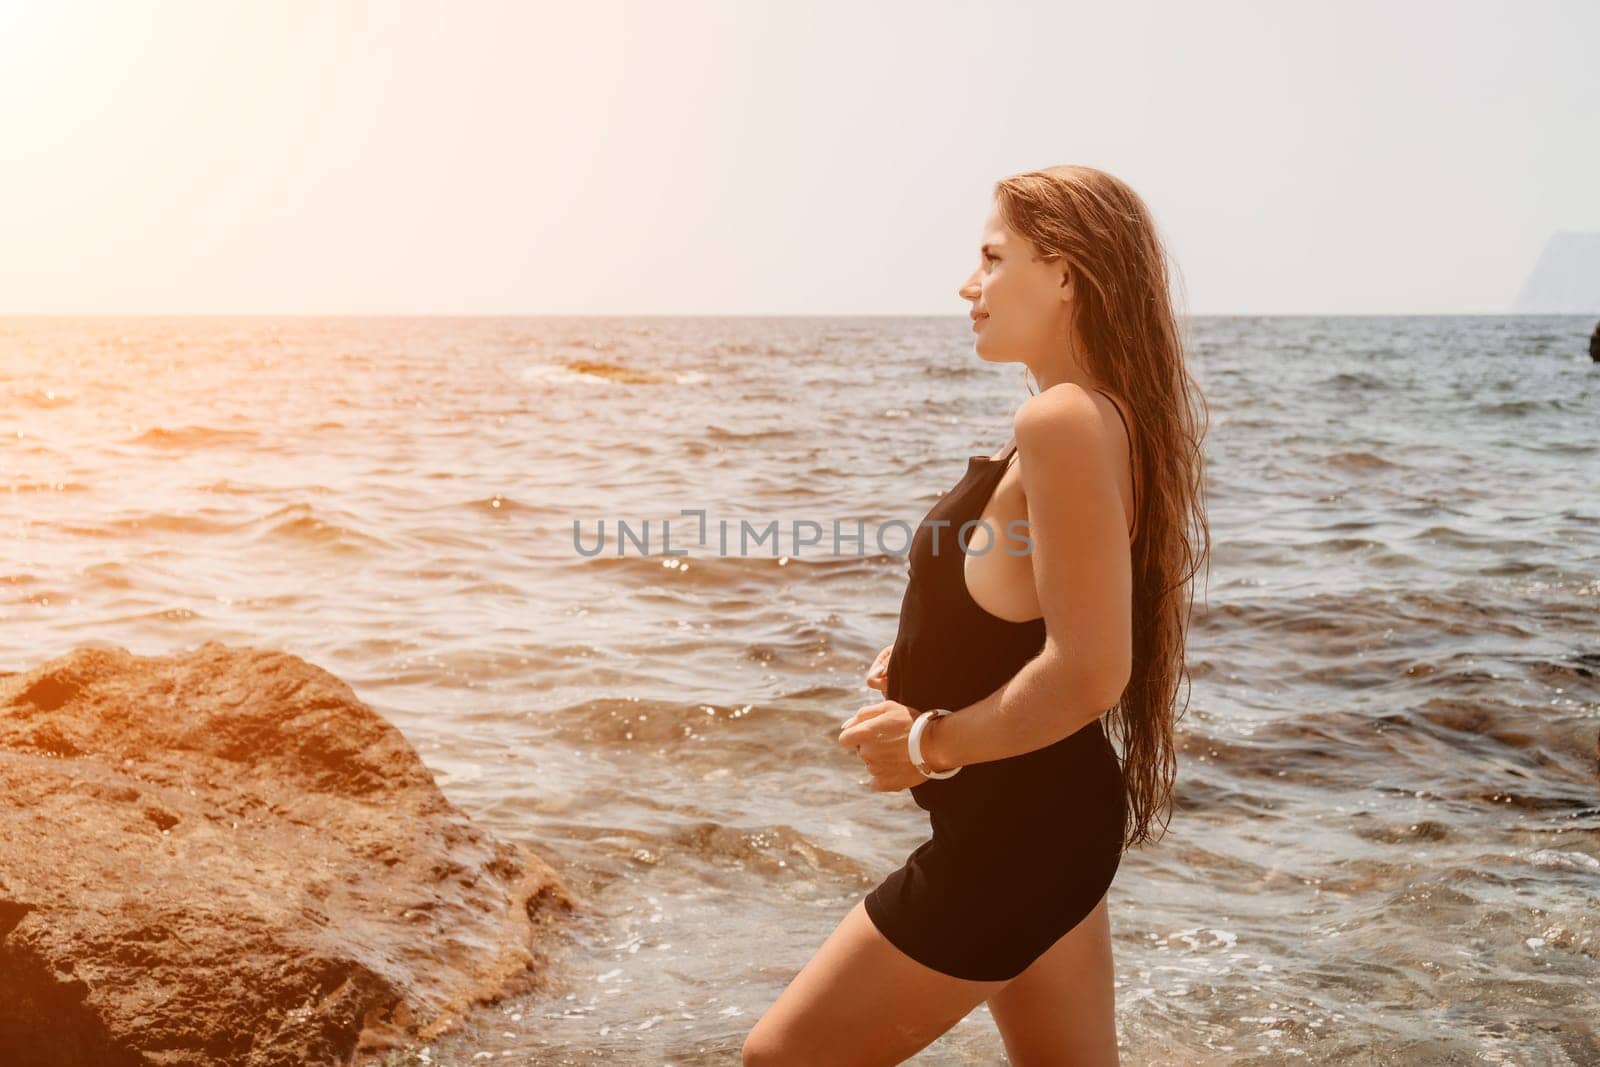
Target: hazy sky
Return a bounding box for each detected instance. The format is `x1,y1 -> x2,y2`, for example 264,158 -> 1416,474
2,0 -> 1595,315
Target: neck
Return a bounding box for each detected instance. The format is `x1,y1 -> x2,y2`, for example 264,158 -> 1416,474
1028,319 -> 1096,393
1028,362 -> 1098,394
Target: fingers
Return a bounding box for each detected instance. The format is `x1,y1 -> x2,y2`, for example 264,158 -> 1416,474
865,644 -> 893,692
837,701 -> 889,747
841,701 -> 887,730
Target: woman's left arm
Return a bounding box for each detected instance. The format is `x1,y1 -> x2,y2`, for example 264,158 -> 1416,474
923,385 -> 1133,771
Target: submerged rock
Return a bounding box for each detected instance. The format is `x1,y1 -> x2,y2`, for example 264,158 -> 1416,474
564,358 -> 674,384
0,642 -> 579,1066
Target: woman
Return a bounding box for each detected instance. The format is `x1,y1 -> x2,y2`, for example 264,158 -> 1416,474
743,164 -> 1210,1066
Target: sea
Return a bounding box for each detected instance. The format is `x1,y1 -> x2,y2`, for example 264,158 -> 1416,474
3,314 -> 1597,1065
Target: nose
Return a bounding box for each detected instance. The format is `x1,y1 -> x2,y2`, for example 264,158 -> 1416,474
957,271 -> 980,302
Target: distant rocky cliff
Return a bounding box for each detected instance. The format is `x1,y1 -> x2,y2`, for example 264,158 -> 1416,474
1512,231 -> 1600,313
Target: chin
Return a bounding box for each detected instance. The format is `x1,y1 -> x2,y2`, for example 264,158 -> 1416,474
973,339 -> 1009,365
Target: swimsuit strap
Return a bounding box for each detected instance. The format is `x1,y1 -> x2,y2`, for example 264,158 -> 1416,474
1090,387 -> 1140,542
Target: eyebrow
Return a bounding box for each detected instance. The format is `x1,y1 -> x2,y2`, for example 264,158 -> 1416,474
981,243 -> 1002,255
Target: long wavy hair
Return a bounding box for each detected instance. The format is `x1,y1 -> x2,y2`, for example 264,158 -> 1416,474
995,164 -> 1211,849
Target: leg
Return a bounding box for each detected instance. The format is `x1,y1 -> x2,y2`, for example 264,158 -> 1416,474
743,898 -> 1006,1066
986,891 -> 1119,1066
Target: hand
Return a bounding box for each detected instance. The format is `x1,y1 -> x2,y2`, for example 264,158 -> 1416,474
837,700 -> 929,792
865,643 -> 893,693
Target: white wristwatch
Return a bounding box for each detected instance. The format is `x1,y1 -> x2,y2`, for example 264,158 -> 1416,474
908,708 -> 961,779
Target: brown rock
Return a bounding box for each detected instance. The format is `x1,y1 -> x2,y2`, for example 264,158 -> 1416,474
564,358 -> 674,384
0,642 -> 580,1066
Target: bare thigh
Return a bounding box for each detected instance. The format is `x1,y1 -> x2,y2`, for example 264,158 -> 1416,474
985,891 -> 1119,1066
742,898 -> 1006,1066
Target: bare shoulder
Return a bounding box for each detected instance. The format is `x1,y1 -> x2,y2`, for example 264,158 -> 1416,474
1012,383 -> 1107,459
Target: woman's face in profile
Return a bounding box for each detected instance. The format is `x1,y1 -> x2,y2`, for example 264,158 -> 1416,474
957,204 -> 1072,366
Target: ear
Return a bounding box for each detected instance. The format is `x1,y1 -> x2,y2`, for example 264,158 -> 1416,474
1051,256 -> 1073,301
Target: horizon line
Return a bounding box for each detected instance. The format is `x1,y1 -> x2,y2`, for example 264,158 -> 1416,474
3,309 -> 1592,319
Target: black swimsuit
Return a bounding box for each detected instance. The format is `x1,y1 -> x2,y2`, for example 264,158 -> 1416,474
862,390 -> 1135,982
